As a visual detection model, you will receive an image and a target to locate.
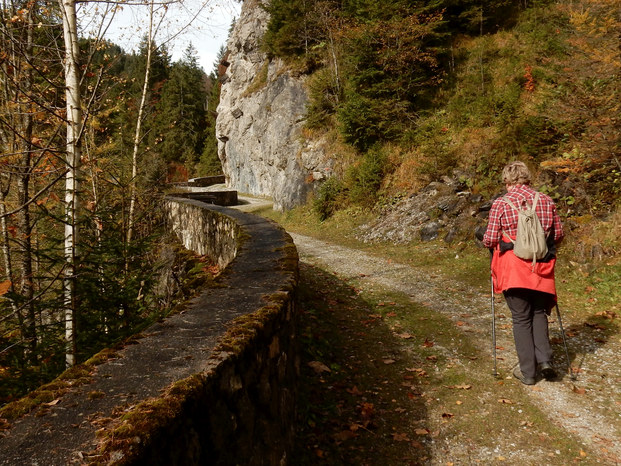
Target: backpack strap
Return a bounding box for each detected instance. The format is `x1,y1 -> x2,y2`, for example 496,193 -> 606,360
500,196 -> 520,243
500,193 -> 540,244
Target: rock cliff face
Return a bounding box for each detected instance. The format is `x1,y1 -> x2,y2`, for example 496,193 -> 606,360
216,0 -> 328,211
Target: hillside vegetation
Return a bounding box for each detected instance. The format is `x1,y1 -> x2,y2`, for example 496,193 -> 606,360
263,0 -> 619,254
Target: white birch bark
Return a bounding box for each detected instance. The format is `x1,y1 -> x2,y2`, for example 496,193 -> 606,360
126,4 -> 155,247
58,0 -> 83,367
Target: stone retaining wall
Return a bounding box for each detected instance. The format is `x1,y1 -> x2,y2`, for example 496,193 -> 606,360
0,198 -> 299,466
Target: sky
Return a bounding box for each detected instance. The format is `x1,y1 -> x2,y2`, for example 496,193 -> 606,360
83,0 -> 241,73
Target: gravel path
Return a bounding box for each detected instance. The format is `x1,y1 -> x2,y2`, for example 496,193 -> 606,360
290,232 -> 621,464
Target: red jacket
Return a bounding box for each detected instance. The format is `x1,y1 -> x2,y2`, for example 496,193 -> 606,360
483,185 -> 564,297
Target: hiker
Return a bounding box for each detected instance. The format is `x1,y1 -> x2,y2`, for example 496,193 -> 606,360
481,161 -> 564,385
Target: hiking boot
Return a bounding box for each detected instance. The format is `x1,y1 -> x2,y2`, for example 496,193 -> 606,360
513,366 -> 536,385
538,362 -> 557,381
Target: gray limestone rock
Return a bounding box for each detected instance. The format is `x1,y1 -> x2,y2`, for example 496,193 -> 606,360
216,1 -> 330,210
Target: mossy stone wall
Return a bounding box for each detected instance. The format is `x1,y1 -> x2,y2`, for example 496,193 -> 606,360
112,198 -> 299,465
0,198 -> 299,465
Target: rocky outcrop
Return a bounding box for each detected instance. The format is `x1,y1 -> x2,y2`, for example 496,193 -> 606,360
356,174 -> 493,245
216,0 -> 330,211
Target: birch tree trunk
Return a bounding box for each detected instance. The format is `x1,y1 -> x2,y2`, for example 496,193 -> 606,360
58,0 -> 83,367
17,2 -> 37,361
126,4 -> 155,247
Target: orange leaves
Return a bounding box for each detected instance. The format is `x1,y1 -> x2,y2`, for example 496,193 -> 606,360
422,338 -> 434,348
359,402 -> 375,419
392,432 -> 410,442
523,65 -> 535,92
0,280 -> 12,296
572,385 -> 587,395
595,310 -> 617,320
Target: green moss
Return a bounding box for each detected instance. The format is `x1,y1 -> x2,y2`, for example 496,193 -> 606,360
95,374 -> 207,463
0,346 -> 122,421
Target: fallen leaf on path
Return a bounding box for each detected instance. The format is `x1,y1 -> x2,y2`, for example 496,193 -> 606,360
383,359 -> 396,365
392,432 -> 410,442
415,428 -> 430,435
347,386 -> 363,396
422,338 -> 434,348
386,311 -> 397,317
426,355 -> 438,361
397,333 -> 413,339
584,322 -> 606,330
441,412 -> 454,418
308,361 -> 331,374
360,402 -> 375,418
447,384 -> 472,390
572,385 -> 586,395
498,398 -> 513,404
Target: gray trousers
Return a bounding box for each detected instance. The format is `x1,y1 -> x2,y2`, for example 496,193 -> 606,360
504,288 -> 554,379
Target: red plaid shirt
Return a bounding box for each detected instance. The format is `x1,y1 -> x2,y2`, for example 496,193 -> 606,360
483,184 -> 564,248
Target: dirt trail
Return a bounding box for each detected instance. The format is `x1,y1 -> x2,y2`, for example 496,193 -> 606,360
290,232 -> 621,463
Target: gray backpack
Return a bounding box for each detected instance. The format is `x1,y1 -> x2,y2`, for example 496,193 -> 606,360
503,192 -> 548,268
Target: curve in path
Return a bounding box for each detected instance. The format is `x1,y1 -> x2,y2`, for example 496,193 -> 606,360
290,232 -> 621,463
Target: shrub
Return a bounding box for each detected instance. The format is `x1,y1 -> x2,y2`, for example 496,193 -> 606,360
346,144 -> 389,205
313,177 -> 345,221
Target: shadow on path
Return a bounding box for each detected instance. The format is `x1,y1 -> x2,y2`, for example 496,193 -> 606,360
292,263 -> 431,465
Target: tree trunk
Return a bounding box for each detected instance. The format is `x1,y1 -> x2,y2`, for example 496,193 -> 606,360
127,4 -> 155,247
59,0 -> 83,367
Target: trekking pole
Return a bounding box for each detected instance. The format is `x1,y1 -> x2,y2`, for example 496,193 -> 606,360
554,303 -> 576,381
491,274 -> 498,377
